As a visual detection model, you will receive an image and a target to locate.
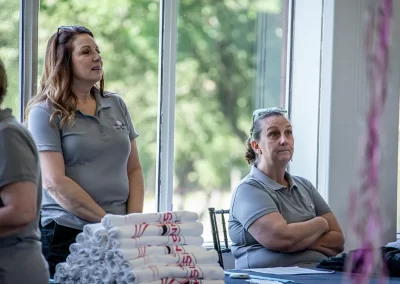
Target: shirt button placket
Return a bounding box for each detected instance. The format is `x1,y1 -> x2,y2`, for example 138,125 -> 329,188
96,118 -> 105,135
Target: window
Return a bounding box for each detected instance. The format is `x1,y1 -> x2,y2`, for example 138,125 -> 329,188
398,116 -> 400,235
173,0 -> 287,242
31,0 -> 288,244
38,0 -> 159,212
0,0 -> 20,117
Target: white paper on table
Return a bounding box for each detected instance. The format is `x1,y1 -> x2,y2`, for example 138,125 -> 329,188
244,266 -> 335,275
246,280 -> 282,284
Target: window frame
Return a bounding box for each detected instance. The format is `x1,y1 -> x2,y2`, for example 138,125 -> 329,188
19,0 -> 39,122
155,0 -> 178,212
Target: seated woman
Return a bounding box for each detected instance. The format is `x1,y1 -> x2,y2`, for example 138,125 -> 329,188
25,25 -> 144,277
228,107 -> 345,269
0,59 -> 49,283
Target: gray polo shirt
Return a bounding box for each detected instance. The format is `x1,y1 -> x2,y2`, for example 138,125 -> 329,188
0,108 -> 49,283
229,165 -> 331,269
28,91 -> 139,230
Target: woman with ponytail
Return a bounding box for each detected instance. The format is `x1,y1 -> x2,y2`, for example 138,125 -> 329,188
229,107 -> 344,268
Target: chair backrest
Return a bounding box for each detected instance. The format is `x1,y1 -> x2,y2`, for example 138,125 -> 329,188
208,207 -> 231,269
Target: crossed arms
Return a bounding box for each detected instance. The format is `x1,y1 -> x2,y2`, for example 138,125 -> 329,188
248,212 -> 345,257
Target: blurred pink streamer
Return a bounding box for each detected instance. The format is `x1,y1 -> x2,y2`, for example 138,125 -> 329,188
346,0 -> 392,284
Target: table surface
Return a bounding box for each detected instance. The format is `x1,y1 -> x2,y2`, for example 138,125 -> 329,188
225,269 -> 400,284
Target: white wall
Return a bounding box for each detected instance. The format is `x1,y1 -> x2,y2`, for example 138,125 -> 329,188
291,0 -> 400,250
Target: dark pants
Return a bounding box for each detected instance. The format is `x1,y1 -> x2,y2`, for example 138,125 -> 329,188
40,221 -> 82,278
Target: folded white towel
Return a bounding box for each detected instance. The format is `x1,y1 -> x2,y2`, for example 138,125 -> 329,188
109,222 -> 203,239
83,223 -> 108,245
66,255 -> 77,266
68,265 -> 81,281
111,245 -> 207,261
89,246 -> 106,260
124,264 -> 225,284
69,243 -> 82,255
65,256 -> 86,268
53,262 -> 83,283
80,268 -> 91,282
52,274 -> 66,284
110,259 -> 122,273
83,222 -> 106,237
122,250 -> 219,270
88,271 -> 102,284
102,211 -> 198,229
87,257 -> 98,271
146,279 -> 225,284
78,247 -> 90,259
95,259 -> 107,272
109,235 -> 204,249
105,250 -> 116,262
54,262 -> 69,279
101,267 -> 116,284
75,232 -> 87,244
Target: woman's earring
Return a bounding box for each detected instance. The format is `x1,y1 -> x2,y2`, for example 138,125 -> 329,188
258,150 -> 262,154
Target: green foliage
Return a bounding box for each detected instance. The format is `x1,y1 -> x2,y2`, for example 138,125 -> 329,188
0,1 -> 20,118
1,0 -> 283,214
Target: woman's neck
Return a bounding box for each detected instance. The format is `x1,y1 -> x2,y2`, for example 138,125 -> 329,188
71,84 -> 93,103
257,160 -> 288,186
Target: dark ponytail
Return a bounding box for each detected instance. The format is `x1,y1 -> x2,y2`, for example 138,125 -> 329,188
245,137 -> 256,164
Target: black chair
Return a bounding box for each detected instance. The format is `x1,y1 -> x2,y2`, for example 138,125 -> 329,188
208,207 -> 231,269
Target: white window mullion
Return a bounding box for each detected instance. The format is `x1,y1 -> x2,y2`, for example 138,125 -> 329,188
155,0 -> 178,212
19,0 -> 39,122
288,0 -> 323,189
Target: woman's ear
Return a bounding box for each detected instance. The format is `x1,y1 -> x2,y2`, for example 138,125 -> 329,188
250,139 -> 260,153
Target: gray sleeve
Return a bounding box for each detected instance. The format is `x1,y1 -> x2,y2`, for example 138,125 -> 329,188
307,180 -> 331,216
0,127 -> 37,188
27,105 -> 62,152
117,96 -> 139,141
231,182 -> 279,230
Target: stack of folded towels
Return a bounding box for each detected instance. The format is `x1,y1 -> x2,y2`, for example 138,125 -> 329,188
53,210 -> 225,284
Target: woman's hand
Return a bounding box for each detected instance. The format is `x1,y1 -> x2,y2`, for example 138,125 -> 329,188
308,213 -> 345,256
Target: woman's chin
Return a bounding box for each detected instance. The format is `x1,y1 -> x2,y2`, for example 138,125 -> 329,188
276,156 -> 291,165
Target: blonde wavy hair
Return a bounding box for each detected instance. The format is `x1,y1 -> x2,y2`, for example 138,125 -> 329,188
25,25 -> 104,127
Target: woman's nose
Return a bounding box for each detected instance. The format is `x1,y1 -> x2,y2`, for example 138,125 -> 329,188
280,134 -> 287,145
94,53 -> 102,61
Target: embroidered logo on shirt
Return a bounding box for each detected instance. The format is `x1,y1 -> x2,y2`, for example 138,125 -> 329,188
112,120 -> 127,131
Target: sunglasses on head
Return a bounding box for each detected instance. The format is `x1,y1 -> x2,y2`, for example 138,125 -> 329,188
252,107 -> 287,123
54,26 -> 92,64
55,25 -> 91,44
56,26 -> 75,41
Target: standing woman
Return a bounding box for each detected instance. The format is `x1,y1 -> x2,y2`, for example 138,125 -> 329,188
25,25 -> 144,277
0,59 -> 49,283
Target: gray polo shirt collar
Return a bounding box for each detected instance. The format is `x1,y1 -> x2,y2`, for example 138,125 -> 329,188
94,90 -> 112,110
250,165 -> 297,191
75,89 -> 112,115
0,108 -> 13,121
